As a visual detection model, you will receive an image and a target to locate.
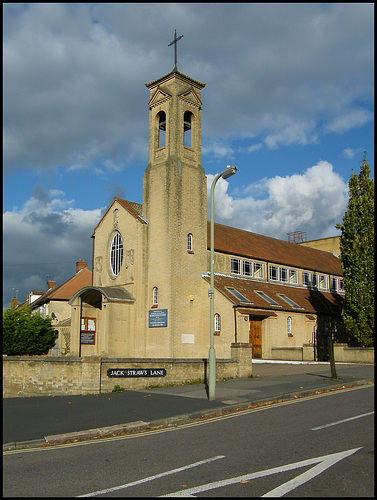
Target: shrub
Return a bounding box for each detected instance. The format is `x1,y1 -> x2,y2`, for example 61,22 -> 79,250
3,307 -> 58,355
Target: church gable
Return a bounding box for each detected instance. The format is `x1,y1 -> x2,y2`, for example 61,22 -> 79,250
92,198 -> 146,288
178,87 -> 202,107
148,86 -> 172,108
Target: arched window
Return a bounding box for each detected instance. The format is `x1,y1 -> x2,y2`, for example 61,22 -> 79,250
183,111 -> 193,148
214,313 -> 221,334
287,316 -> 292,335
157,111 -> 166,148
187,233 -> 193,252
153,287 -> 159,306
110,232 -> 123,276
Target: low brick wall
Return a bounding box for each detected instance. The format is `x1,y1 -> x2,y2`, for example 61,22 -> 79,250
3,344 -> 252,398
271,347 -> 304,361
333,344 -> 374,364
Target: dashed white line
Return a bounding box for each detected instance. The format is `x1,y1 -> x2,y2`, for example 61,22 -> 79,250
76,455 -> 225,497
311,411 -> 374,431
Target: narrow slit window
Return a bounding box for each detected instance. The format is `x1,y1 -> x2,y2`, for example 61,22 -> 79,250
184,111 -> 192,148
287,316 -> 292,335
187,233 -> 193,252
214,313 -> 221,334
157,111 -> 166,148
153,287 -> 159,306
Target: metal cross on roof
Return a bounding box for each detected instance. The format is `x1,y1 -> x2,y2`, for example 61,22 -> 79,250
168,29 -> 183,70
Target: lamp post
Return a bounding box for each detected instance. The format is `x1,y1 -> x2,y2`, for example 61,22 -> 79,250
208,165 -> 237,400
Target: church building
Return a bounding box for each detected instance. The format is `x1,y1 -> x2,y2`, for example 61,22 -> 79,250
69,66 -> 345,363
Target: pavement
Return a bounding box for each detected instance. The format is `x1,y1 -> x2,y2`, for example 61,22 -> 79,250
3,360 -> 374,451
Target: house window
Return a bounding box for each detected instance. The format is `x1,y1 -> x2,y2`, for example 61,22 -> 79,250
330,277 -> 337,291
303,271 -> 310,286
153,287 -> 159,306
269,265 -> 279,281
254,262 -> 264,278
243,260 -> 253,276
110,232 -> 123,276
214,313 -> 221,334
81,317 -> 96,332
187,233 -> 193,252
157,111 -> 166,148
287,316 -> 292,335
280,267 -> 288,282
338,279 -> 344,291
231,258 -> 241,275
289,269 -> 298,284
319,275 -> 327,289
184,111 -> 192,148
312,273 -> 318,288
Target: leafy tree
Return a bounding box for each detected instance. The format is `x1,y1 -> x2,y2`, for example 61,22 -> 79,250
3,307 -> 58,355
336,152 -> 374,346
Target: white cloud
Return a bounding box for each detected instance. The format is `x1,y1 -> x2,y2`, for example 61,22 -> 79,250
208,161 -> 348,241
325,109 -> 373,134
3,189 -> 103,308
343,147 -> 365,160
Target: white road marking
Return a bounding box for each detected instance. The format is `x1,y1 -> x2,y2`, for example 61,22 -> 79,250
311,411 -> 374,431
76,455 -> 225,497
161,448 -> 362,497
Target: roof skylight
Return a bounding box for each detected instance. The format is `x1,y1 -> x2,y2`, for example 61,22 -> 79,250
226,287 -> 250,303
277,294 -> 302,309
255,291 -> 279,306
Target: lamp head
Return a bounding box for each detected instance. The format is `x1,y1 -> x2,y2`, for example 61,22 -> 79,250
221,165 -> 237,179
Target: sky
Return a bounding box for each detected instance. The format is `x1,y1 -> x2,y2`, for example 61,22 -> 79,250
3,3 -> 374,308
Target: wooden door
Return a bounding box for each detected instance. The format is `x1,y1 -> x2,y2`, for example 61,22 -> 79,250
249,319 -> 262,358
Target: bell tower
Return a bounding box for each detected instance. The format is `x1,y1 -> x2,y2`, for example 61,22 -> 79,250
142,67 -> 208,358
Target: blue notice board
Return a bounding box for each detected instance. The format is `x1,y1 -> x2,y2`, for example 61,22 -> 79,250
149,309 -> 168,328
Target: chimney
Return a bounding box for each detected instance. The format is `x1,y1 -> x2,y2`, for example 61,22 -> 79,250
76,260 -> 87,273
47,279 -> 56,290
11,297 -> 20,309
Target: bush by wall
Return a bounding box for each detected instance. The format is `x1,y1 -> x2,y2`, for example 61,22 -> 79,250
3,307 -> 58,356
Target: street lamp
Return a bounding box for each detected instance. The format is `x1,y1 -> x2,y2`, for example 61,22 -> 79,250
208,165 -> 237,400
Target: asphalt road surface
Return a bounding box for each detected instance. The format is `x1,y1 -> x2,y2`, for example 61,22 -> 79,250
3,385 -> 374,497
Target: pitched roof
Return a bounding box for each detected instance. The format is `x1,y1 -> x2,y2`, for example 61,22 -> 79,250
30,267 -> 92,308
208,222 -> 342,275
92,198 -> 147,236
202,274 -> 343,316
114,198 -> 144,219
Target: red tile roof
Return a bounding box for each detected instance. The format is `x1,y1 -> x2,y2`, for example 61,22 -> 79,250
30,267 -> 92,308
208,222 -> 342,275
202,274 -> 343,316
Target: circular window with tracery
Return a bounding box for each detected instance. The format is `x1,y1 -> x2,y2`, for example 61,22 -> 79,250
110,232 -> 123,276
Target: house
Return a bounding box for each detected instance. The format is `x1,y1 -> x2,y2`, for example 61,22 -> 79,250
16,260 -> 92,355
67,66 -> 345,363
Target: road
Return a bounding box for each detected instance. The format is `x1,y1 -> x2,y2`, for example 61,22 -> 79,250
3,385 -> 374,497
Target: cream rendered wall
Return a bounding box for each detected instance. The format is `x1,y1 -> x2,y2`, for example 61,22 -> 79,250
262,312 -> 316,359
142,71 -> 209,360
89,199 -> 148,357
